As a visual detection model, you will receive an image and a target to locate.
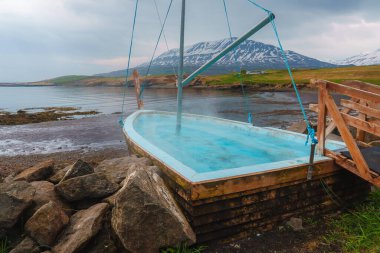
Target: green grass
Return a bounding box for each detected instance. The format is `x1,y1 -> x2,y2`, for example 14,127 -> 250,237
202,66 -> 380,86
48,75 -> 90,85
0,237 -> 10,253
325,190 -> 380,253
161,245 -> 207,253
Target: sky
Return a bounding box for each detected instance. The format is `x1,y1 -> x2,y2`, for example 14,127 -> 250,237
0,0 -> 379,82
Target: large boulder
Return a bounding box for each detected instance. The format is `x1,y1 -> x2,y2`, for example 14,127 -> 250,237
55,173 -> 119,201
14,160 -> 54,182
52,203 -> 109,253
59,159 -> 94,183
95,156 -> 152,184
111,166 -> 196,253
25,201 -> 69,246
0,181 -> 35,228
9,237 -> 39,253
29,181 -> 71,214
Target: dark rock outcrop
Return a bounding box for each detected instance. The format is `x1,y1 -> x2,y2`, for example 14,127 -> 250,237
95,155 -> 152,184
14,160 -> 54,182
9,237 -> 39,253
59,159 -> 94,183
25,201 -> 69,246
0,181 -> 35,228
111,166 -> 195,253
52,203 -> 109,253
55,173 -> 119,201
29,181 -> 71,214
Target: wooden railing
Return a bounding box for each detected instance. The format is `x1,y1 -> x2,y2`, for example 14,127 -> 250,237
311,79 -> 380,186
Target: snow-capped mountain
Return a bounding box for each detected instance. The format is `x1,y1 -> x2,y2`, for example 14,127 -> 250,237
97,38 -> 337,77
333,49 -> 380,66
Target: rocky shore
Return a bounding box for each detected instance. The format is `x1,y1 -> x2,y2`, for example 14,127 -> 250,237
1,156 -> 196,253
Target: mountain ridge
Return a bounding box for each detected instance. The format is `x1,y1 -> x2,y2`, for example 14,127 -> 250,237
332,48 -> 380,66
96,38 -> 338,77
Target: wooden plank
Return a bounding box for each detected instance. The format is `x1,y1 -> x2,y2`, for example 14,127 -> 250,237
317,84 -> 327,154
323,89 -> 372,180
191,160 -> 337,200
342,80 -> 380,95
312,80 -> 380,104
341,113 -> 380,137
340,99 -> 380,119
356,100 -> 367,141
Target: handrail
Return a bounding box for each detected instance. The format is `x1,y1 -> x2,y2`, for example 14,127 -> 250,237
181,13 -> 275,87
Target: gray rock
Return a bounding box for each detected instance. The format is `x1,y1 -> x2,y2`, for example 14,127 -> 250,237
95,156 -> 152,184
59,159 -> 94,183
0,181 -> 35,228
111,165 -> 195,253
286,217 -> 304,231
55,173 -> 119,201
14,160 -> 54,182
25,201 -> 69,246
53,203 -> 109,253
9,237 -> 39,253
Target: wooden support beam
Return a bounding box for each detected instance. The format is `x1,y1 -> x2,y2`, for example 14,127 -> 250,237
323,89 -> 372,181
317,84 -> 326,154
341,113 -> 380,137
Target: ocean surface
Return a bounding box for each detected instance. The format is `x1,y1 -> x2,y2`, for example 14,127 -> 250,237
0,86 -> 318,156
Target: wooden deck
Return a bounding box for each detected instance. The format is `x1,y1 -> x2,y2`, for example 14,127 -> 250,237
311,79 -> 380,187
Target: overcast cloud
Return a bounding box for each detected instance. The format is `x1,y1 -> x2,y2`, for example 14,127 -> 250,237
0,0 -> 379,82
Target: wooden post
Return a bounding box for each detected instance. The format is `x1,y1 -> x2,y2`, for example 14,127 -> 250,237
133,69 -> 143,109
317,83 -> 326,155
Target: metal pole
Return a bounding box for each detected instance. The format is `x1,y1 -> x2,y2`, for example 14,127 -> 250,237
181,13 -> 275,87
176,0 -> 186,132
307,143 -> 316,180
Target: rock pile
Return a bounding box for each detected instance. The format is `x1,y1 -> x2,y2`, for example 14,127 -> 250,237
1,156 -> 196,253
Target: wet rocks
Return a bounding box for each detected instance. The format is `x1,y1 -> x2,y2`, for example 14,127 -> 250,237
53,203 -> 109,253
0,181 -> 35,228
25,201 -> 69,246
94,155 -> 152,184
14,160 -> 54,182
111,165 -> 196,253
55,173 -> 119,201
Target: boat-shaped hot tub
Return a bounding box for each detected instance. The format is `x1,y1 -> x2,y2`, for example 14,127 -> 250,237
123,110 -> 369,242
124,110 -> 344,183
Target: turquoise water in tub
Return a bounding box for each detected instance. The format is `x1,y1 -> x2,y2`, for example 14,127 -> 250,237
132,113 -> 343,174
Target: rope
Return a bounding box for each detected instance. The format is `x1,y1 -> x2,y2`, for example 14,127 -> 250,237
246,0 -> 317,145
139,0 -> 175,100
119,0 -> 139,127
222,0 -> 252,123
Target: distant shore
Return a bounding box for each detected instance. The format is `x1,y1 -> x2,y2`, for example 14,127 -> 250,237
1,65 -> 379,88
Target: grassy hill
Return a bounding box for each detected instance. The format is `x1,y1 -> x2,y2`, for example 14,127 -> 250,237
201,65 -> 380,86
33,65 -> 380,87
